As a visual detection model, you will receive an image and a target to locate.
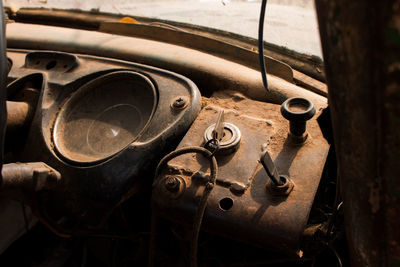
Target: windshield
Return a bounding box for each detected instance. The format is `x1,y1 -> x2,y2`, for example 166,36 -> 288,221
5,0 -> 322,58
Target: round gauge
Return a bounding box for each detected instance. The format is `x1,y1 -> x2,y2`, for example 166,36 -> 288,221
53,71 -> 157,164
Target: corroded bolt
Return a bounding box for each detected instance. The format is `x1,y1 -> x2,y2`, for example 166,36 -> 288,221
172,96 -> 187,109
164,176 -> 180,192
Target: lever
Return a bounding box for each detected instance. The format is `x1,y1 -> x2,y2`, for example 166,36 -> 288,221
260,150 -> 284,186
260,151 -> 294,196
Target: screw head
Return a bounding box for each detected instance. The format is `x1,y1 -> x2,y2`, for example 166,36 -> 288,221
164,176 -> 180,192
172,96 -> 187,109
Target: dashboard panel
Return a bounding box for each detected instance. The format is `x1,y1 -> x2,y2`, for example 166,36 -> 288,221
6,49 -> 201,230
1,22 -> 332,264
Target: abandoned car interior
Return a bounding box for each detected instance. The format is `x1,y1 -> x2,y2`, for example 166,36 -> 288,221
0,0 -> 398,266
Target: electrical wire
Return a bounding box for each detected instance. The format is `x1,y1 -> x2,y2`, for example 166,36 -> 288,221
326,169 -> 343,237
327,201 -> 343,236
258,0 -> 269,92
149,146 -> 218,267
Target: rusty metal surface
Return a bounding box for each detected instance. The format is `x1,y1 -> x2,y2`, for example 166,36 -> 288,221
1,162 -> 61,191
6,101 -> 29,132
293,70 -> 328,97
6,87 -> 38,136
153,90 -> 329,254
5,49 -> 201,230
5,73 -> 42,151
7,8 -> 326,84
315,1 -> 400,266
6,23 -> 327,107
99,22 -> 294,83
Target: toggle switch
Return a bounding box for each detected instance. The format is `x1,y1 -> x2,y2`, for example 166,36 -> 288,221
260,150 -> 294,196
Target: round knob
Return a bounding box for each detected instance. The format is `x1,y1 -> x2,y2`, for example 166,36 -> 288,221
281,97 -> 315,142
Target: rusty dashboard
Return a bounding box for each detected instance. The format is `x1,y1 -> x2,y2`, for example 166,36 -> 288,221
1,21 -> 333,266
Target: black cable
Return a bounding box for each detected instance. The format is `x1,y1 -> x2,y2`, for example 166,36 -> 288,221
325,171 -> 342,237
327,201 -> 343,236
190,169 -> 216,267
150,146 -> 218,267
258,0 -> 269,92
